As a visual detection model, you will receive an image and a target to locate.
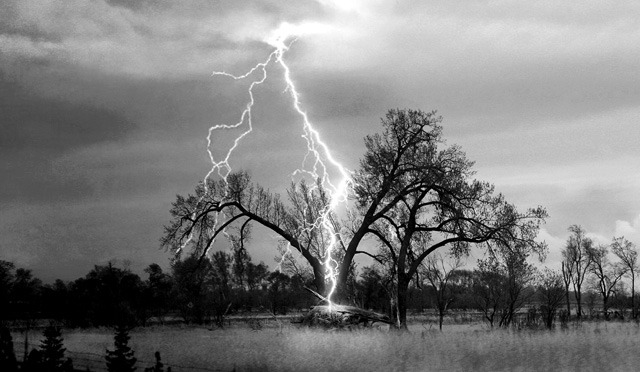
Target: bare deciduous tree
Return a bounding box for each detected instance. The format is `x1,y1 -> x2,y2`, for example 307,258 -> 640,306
161,109 -> 547,329
562,225 -> 594,319
473,259 -> 505,327
420,252 -> 463,330
611,237 -> 638,318
498,246 -> 537,327
474,237 -> 540,328
561,260 -> 573,316
161,175 -> 337,295
354,110 -> 546,328
589,244 -> 627,319
537,268 -> 566,328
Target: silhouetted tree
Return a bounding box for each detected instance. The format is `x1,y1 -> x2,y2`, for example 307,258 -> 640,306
0,261 -> 15,320
39,325 -> 68,372
445,269 -> 475,310
354,266 -> 390,313
209,251 -> 233,326
230,220 -> 252,289
612,237 -> 638,318
143,264 -> 173,324
350,109 -> 546,328
246,261 -> 269,292
473,259 -> 506,327
267,271 -> 291,315
24,349 -> 43,371
491,239 -> 538,327
105,325 -> 137,372
11,268 -> 42,320
171,255 -> 212,324
420,252 -> 463,330
589,244 -> 627,319
561,260 -> 573,317
162,109 -> 547,329
162,174 -> 337,296
562,225 -> 594,319
537,268 -> 566,328
40,280 -> 71,323
0,325 -> 17,372
72,263 -> 144,326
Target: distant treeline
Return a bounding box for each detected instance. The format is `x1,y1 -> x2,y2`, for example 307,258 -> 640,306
0,250 -> 635,329
1,254 -> 317,327
1,254 -> 433,327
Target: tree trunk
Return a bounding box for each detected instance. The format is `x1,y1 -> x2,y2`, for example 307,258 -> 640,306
312,265 -> 327,298
544,308 -> 554,329
575,286 -> 582,319
395,276 -> 409,330
565,283 -> 571,316
632,272 -> 636,319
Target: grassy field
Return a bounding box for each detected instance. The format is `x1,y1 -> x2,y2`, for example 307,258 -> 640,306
12,320 -> 640,371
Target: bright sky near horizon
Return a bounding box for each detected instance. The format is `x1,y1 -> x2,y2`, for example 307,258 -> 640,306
1,0 -> 640,281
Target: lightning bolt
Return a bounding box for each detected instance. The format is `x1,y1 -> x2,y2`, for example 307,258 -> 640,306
201,22 -> 351,307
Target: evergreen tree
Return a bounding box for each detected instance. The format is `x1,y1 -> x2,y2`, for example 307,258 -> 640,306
39,324 -> 66,371
0,325 -> 18,372
105,324 -> 137,372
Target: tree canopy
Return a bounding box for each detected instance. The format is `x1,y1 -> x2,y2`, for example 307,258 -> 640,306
161,108 -> 548,328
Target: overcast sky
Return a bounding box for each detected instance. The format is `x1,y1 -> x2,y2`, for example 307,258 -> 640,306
2,0 -> 640,281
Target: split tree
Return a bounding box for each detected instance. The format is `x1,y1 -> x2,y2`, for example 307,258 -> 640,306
162,109 -> 547,329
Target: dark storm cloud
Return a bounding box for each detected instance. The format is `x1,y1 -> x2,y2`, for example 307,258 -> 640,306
0,76 -> 135,204
2,0 -> 640,278
0,80 -> 133,152
0,0 -> 347,280
0,197 -> 172,281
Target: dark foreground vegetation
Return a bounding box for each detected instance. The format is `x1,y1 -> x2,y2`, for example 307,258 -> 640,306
1,323 -> 162,372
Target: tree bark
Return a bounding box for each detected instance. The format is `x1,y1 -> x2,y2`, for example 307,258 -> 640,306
395,275 -> 409,330
632,272 -> 636,319
312,265 -> 326,297
565,283 -> 571,316
574,284 -> 582,319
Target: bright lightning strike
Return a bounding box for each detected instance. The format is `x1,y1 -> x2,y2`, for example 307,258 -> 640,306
203,22 -> 351,307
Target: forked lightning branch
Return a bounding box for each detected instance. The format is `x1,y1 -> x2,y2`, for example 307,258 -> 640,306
202,24 -> 352,306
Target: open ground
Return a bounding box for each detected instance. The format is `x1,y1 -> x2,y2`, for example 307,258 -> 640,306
12,319 -> 640,372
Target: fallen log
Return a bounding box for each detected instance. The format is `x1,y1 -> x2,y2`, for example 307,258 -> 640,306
294,287 -> 392,329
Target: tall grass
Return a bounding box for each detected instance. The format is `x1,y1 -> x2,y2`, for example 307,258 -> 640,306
14,321 -> 640,371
